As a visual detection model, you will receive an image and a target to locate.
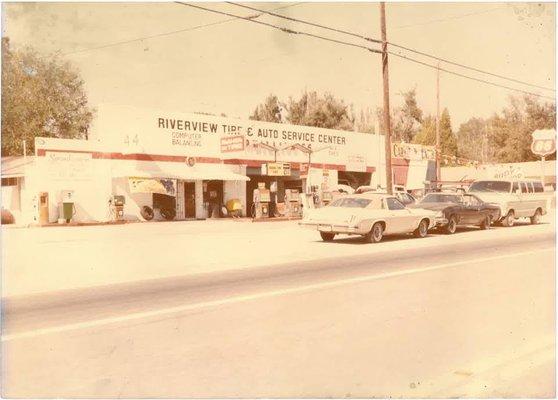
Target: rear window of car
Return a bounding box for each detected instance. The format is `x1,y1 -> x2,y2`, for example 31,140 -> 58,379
329,197 -> 372,208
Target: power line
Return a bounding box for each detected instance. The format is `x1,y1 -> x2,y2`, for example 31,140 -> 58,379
193,2 -> 554,101
388,51 -> 556,101
226,1 -> 555,93
387,43 -> 555,93
175,2 -> 381,54
225,1 -> 381,44
392,6 -> 505,30
63,2 -> 304,56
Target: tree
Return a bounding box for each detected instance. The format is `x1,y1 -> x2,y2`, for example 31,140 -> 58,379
1,38 -> 94,156
249,94 -> 282,123
413,108 -> 457,160
354,107 -> 376,134
376,88 -> 423,142
284,91 -> 354,131
456,117 -> 488,162
488,95 -> 556,163
392,88 -> 423,142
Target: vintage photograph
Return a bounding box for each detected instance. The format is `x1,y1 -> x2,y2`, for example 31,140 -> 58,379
1,1 -> 556,398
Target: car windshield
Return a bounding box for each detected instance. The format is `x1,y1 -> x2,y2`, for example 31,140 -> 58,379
469,181 -> 511,193
328,197 -> 372,208
420,193 -> 461,203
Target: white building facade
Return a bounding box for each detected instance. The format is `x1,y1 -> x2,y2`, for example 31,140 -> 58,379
8,105 -> 400,225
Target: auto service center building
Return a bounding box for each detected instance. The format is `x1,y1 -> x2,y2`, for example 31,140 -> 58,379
3,104 -> 434,225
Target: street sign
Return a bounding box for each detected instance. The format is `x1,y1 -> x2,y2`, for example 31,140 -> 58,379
531,129 -> 556,157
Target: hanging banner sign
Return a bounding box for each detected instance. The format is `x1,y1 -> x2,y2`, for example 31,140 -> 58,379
129,178 -> 177,196
392,142 -> 435,161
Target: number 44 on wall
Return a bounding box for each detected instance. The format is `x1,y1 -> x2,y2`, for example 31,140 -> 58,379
124,134 -> 140,146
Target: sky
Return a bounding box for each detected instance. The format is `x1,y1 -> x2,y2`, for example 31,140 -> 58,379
2,2 -> 556,130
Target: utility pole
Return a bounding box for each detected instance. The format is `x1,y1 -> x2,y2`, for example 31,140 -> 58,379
435,61 -> 441,186
380,2 -> 393,195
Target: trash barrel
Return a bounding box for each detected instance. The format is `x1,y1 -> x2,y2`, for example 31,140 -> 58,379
62,202 -> 74,223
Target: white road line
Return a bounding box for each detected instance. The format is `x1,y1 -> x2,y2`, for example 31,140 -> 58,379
2,247 -> 554,342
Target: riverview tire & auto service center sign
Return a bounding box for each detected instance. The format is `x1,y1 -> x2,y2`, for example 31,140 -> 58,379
91,104 -> 381,171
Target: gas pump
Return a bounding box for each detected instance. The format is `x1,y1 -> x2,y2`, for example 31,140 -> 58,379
38,192 -> 49,225
310,185 -> 321,207
321,188 -> 333,206
110,195 -> 126,221
320,181 -> 333,206
252,182 -> 271,218
285,189 -> 302,218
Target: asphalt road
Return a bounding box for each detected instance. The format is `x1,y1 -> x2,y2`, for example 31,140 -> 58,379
2,229 -> 555,397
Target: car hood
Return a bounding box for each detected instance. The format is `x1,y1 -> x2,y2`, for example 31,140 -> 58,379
408,202 -> 456,212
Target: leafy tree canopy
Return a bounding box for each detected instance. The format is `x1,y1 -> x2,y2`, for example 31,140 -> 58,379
249,94 -> 282,123
1,38 -> 94,156
376,88 -> 423,142
413,108 -> 457,159
250,91 -> 355,131
456,95 -> 556,163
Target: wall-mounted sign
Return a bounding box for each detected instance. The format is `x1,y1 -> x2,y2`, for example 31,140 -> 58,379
261,162 -> 291,176
392,142 -> 435,161
347,154 -> 367,172
220,135 -> 245,153
45,151 -> 93,181
93,105 -> 382,170
490,165 -> 524,180
186,157 -> 196,167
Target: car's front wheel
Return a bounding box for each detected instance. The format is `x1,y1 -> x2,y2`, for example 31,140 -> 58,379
364,222 -> 384,243
502,210 -> 515,227
320,231 -> 336,242
530,208 -> 542,225
480,215 -> 491,230
414,219 -> 429,238
444,215 -> 457,234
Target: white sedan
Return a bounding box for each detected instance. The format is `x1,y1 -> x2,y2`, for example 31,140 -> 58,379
299,193 -> 438,243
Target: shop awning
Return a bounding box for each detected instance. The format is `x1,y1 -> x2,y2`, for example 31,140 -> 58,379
111,161 -> 250,181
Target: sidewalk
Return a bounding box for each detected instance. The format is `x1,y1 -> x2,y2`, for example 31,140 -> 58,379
2,211 -> 555,298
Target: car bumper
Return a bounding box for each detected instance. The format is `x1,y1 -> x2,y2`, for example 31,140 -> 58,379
299,221 -> 366,235
435,217 -> 448,226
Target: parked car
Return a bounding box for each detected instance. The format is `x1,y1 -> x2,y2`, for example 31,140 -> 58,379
395,191 -> 417,206
467,179 -> 547,227
299,193 -> 437,243
354,186 -> 417,205
408,192 -> 500,234
331,184 -> 355,195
